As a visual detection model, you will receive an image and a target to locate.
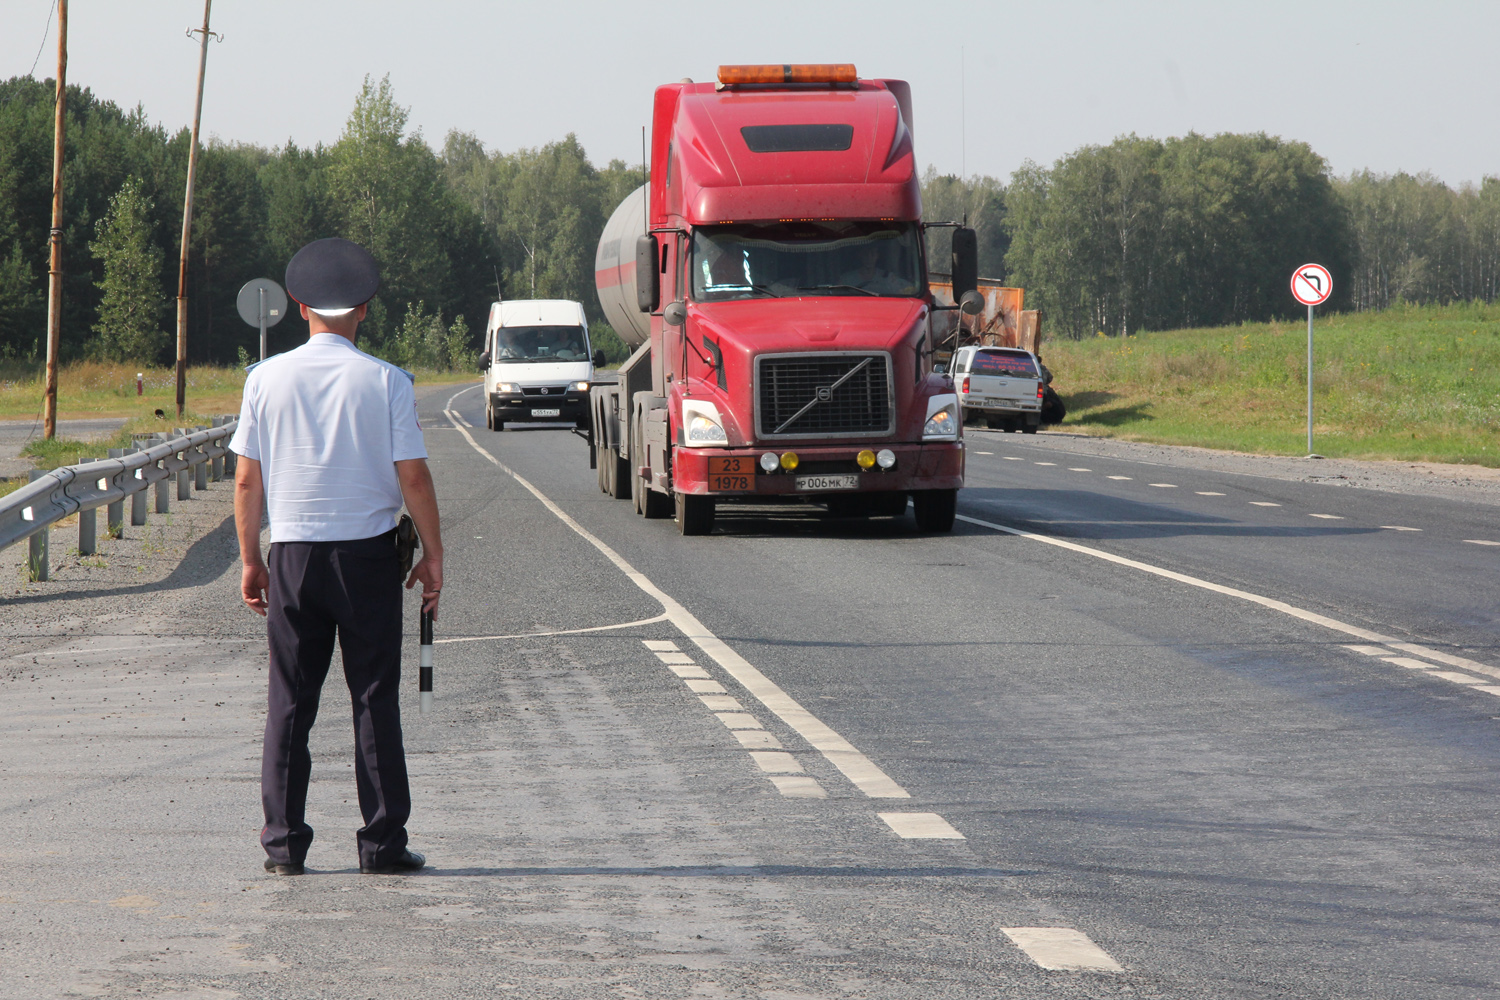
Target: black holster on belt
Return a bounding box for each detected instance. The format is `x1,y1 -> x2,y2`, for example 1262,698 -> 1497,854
395,513 -> 420,580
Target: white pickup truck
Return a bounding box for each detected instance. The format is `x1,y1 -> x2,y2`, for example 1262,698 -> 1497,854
952,346 -> 1044,433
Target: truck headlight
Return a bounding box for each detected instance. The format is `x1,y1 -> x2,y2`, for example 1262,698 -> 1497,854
923,394 -> 959,440
681,399 -> 729,445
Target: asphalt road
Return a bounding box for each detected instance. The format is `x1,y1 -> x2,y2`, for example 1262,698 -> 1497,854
3,381 -> 1498,998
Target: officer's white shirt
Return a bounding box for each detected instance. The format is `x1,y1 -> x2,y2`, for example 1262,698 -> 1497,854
229,332 -> 427,543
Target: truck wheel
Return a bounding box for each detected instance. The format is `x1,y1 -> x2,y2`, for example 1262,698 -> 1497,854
870,491 -> 909,518
610,451 -> 631,500
677,492 -> 715,535
643,484 -> 673,519
912,489 -> 957,532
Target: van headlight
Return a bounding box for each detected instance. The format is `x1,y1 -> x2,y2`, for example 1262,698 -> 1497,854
682,399 -> 729,445
497,382 -> 521,394
923,394 -> 959,440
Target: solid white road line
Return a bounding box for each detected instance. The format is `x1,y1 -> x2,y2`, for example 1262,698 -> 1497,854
446,411 -> 912,799
1465,539 -> 1500,546
956,512 -> 1500,683
878,812 -> 965,839
434,613 -> 671,644
1002,928 -> 1124,972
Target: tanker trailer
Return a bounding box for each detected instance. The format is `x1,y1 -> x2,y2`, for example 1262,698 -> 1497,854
589,63 -> 983,535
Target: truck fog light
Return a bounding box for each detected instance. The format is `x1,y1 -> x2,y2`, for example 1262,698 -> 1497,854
856,449 -> 876,469
876,449 -> 896,469
759,452 -> 779,472
779,451 -> 799,471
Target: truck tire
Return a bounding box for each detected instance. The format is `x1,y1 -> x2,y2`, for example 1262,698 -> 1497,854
610,450 -> 631,500
643,484 -> 673,519
677,492 -> 715,535
870,491 -> 910,518
912,489 -> 957,532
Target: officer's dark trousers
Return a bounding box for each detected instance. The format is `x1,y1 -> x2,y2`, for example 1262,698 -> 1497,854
261,532 -> 410,869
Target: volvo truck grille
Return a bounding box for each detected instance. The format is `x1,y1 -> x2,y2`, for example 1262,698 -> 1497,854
755,353 -> 894,439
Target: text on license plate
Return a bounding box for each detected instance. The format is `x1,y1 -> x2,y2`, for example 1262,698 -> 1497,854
530,408 -> 561,418
795,473 -> 859,491
708,455 -> 754,492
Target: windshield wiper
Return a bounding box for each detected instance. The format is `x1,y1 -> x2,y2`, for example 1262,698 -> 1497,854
799,284 -> 879,297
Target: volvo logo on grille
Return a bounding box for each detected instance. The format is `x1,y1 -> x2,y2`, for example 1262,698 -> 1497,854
816,387 -> 832,401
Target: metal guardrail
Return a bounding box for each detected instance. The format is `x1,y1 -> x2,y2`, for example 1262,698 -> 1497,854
1,415 -> 238,581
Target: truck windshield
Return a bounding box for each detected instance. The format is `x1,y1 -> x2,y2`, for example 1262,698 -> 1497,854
492,325 -> 589,362
971,350 -> 1038,377
691,221 -> 922,302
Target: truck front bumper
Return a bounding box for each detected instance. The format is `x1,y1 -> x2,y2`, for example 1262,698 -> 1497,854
672,442 -> 964,497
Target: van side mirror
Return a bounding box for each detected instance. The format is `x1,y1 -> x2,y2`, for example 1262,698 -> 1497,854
592,348 -> 607,368
951,226 -> 979,302
636,234 -> 660,312
478,351 -> 491,371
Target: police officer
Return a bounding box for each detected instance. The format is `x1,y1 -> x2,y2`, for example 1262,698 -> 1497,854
230,237 -> 443,876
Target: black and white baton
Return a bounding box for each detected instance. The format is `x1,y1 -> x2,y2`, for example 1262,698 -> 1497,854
419,609 -> 434,713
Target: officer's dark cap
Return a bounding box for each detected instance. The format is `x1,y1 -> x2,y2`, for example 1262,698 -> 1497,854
285,238 -> 379,314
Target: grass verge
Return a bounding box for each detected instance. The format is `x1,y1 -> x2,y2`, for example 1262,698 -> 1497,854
1046,301 -> 1500,467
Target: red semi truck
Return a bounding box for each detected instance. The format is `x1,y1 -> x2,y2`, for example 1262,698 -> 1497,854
591,63 -> 981,535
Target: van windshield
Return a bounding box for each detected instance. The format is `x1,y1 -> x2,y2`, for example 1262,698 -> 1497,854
492,325 -> 588,362
692,221 -> 923,302
971,350 -> 1038,377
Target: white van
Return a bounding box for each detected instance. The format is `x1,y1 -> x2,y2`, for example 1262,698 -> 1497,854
480,300 -> 603,431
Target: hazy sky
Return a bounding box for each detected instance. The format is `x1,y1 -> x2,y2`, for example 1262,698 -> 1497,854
4,0 -> 1496,187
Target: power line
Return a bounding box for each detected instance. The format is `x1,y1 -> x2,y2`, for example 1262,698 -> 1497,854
29,0 -> 58,78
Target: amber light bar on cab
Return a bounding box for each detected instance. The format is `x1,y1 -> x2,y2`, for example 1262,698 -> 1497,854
717,64 -> 858,86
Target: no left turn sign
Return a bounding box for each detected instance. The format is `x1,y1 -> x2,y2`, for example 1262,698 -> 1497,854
1291,263 -> 1332,306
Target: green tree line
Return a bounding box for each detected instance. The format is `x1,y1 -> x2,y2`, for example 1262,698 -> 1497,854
0,74 -> 641,368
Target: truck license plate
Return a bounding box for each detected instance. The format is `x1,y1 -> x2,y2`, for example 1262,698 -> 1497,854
795,473 -> 859,491
530,408 -> 561,418
708,455 -> 753,492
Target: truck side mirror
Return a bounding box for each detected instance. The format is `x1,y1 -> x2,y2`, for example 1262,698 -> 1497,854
951,226 -> 979,302
478,351 -> 491,371
592,348 -> 607,368
635,234 -> 660,313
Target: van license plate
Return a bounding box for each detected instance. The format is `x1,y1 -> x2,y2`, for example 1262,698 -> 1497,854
795,474 -> 859,491
530,408 -> 561,418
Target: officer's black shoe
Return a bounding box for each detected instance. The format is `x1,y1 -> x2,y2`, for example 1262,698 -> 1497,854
360,849 -> 425,875
264,857 -> 305,876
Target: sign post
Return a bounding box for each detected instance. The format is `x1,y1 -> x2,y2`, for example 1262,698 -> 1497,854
1290,264 -> 1332,456
235,278 -> 288,362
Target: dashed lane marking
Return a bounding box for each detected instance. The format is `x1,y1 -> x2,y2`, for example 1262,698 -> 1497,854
1382,526 -> 1422,531
1107,475 -> 1132,480
956,511 -> 1500,684
643,640 -> 679,651
734,730 -> 783,749
716,713 -> 763,729
976,451 -> 994,455
653,651 -> 696,664
1068,467 -> 1092,472
446,409 -> 911,799
1249,501 -> 1281,507
769,776 -> 827,798
1003,456 -> 1025,461
700,695 -> 746,712
1196,492 -> 1226,496
667,663 -> 711,679
750,751 -> 805,774
1035,462 -> 1057,466
879,812 -> 965,840
1002,928 -> 1124,972
1465,539 -> 1500,546
685,679 -> 727,694
1309,513 -> 1344,519
1431,670 -> 1489,687
1149,483 -> 1177,488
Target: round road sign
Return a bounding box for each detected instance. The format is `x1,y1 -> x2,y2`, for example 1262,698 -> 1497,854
1290,263 -> 1332,307
236,278 -> 289,328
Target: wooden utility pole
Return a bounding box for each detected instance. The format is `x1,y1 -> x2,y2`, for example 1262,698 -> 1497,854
42,0 -> 68,440
175,0 -> 214,419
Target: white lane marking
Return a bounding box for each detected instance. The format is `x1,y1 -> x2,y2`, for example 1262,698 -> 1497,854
716,712 -> 763,729
668,663 -> 711,679
700,695 -> 745,712
1068,467 -> 1091,472
956,512 -> 1500,682
1382,526 -> 1422,531
446,411 -> 911,799
1430,670 -> 1488,686
443,383 -> 483,412
1465,539 -> 1500,546
1478,685 -> 1500,697
1309,513 -> 1344,519
1148,483 -> 1177,488
1035,462 -> 1057,466
435,613 -> 670,644
685,679 -> 727,694
769,775 -> 827,798
1107,475 -> 1131,480
1003,456 -> 1025,461
734,730 -> 784,749
654,651 -> 696,664
976,451 -> 994,455
750,751 -> 805,774
1002,928 -> 1124,972
643,640 -> 679,651
1249,501 -> 1281,507
1196,491 -> 1226,496
1381,656 -> 1439,670
1343,645 -> 1392,657
878,812 -> 965,840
